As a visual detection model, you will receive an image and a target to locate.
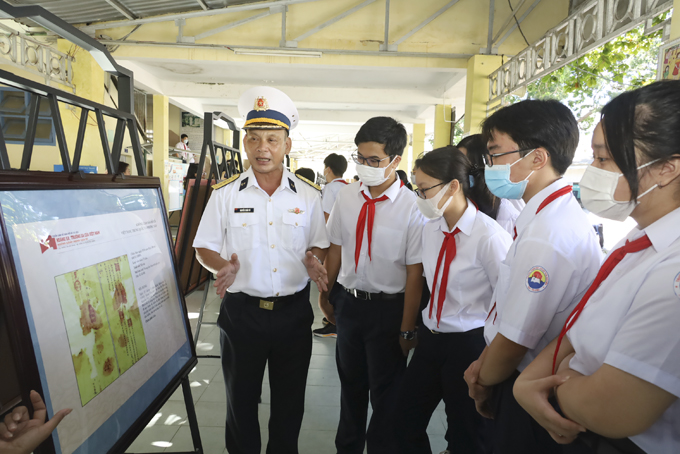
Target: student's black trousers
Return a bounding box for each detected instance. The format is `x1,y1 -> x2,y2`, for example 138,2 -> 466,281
217,285 -> 313,454
334,288 -> 406,454
396,326 -> 492,454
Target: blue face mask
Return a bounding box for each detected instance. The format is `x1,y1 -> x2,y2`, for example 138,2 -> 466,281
484,149 -> 535,200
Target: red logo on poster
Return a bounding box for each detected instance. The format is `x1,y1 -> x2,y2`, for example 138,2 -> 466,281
39,235 -> 57,254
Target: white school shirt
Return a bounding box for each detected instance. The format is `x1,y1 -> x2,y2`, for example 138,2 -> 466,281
484,179 -> 603,371
327,179 -> 425,294
193,167 -> 330,298
321,178 -> 349,214
496,198 -> 522,236
567,206 -> 680,454
422,201 -> 512,333
175,142 -> 195,163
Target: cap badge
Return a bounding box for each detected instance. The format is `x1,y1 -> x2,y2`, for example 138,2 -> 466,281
254,96 -> 269,111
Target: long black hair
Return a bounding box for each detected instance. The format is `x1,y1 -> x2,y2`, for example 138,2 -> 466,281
414,146 -> 500,219
601,80 -> 680,201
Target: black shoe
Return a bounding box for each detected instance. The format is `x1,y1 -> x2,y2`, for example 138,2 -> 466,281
313,323 -> 337,338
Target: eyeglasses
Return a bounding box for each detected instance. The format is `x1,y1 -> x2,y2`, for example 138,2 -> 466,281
483,148 -> 536,167
351,153 -> 394,168
414,182 -> 446,199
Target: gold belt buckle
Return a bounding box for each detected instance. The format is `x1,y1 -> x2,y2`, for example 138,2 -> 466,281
259,299 -> 274,310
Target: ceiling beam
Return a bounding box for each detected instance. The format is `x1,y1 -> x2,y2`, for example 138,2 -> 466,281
286,0 -> 376,47
495,0 -> 542,46
102,0 -> 137,21
98,38 -> 472,59
81,0 -> 324,31
196,0 -> 210,10
492,0 -> 526,43
390,0 -> 462,50
379,0 -> 390,51
485,0 -> 495,54
194,10 -> 273,41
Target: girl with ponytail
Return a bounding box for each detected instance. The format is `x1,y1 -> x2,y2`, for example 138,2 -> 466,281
395,147 -> 513,453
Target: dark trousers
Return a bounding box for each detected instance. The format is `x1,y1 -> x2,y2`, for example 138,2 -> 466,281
396,326 -> 492,454
334,289 -> 406,454
490,370 -> 562,454
217,286 -> 314,454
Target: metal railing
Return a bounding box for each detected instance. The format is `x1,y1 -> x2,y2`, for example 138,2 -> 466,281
487,0 -> 674,106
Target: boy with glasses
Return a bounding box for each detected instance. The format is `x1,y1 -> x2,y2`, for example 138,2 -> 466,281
319,117 -> 425,454
463,99 -> 603,454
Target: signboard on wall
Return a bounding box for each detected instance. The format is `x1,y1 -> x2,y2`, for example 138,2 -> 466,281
0,172 -> 195,454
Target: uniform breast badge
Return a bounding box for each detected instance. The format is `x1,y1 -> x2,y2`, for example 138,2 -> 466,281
288,208 -> 305,214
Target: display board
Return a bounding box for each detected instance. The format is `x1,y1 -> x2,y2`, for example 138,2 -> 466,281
175,178 -> 214,295
0,172 -> 196,454
658,37 -> 680,80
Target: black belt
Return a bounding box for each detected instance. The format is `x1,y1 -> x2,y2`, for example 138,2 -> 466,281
233,283 -> 310,311
342,285 -> 403,302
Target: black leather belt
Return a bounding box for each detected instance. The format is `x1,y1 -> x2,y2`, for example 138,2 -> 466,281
343,285 -> 403,302
234,283 -> 309,311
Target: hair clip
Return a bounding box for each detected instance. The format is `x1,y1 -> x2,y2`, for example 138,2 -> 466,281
469,175 -> 475,187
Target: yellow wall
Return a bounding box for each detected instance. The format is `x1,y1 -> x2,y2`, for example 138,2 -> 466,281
169,103 -> 181,145
464,55 -> 503,134
672,0 -> 680,40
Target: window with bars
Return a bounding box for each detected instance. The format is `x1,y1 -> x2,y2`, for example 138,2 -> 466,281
0,88 -> 55,146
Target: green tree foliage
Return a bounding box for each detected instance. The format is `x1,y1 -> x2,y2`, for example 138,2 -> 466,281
507,13 -> 668,130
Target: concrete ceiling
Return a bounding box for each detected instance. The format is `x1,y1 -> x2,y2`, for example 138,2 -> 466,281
120,57 -> 467,127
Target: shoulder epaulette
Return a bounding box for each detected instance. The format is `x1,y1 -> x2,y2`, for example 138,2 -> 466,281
295,174 -> 321,191
212,173 -> 240,190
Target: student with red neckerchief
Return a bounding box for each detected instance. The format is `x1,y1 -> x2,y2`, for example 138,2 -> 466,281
396,147 -> 512,454
463,99 -> 603,454
319,117 -> 425,454
514,81 -> 680,454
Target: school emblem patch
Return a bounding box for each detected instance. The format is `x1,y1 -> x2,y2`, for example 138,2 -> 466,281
674,271 -> 680,299
526,266 -> 549,293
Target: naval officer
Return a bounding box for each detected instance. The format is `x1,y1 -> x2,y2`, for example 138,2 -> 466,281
193,86 -> 330,454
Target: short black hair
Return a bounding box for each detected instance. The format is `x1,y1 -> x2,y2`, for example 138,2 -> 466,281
601,80 -> 680,201
295,167 -> 316,182
353,175 -> 359,181
355,117 -> 407,157
457,134 -> 487,170
181,134 -> 188,140
481,99 -> 578,175
323,153 -> 348,177
117,161 -> 130,174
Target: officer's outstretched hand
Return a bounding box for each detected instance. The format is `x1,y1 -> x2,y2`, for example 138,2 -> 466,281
0,390 -> 71,454
304,251 -> 328,293
214,253 -> 240,298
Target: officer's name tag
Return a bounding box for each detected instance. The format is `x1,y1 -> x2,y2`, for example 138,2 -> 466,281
234,208 -> 254,213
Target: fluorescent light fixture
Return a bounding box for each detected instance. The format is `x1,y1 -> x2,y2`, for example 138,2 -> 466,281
232,48 -> 322,58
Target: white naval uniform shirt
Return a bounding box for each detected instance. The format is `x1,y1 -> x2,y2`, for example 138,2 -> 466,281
321,178 -> 348,214
422,200 -> 512,333
496,198 -> 522,236
484,179 -> 603,371
566,206 -> 680,454
327,179 -> 425,294
192,167 -> 330,298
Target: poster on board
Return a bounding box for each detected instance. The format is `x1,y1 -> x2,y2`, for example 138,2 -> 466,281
657,37 -> 680,80
0,183 -> 194,454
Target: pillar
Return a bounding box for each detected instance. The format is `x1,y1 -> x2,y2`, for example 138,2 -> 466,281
153,94 -> 169,209
55,40 -> 107,172
398,134 -> 412,173
672,0 -> 680,40
464,55 -> 503,135
410,123 -> 426,172
433,104 -> 452,148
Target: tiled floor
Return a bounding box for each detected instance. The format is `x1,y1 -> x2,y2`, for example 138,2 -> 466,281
126,283 -> 448,454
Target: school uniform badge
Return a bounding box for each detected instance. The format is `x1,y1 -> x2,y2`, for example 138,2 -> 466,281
674,271 -> 680,299
526,266 -> 549,292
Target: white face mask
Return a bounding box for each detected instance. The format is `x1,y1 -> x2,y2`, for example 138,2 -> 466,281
183,139 -> 188,144
580,160 -> 658,222
356,158 -> 396,186
416,182 -> 453,220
